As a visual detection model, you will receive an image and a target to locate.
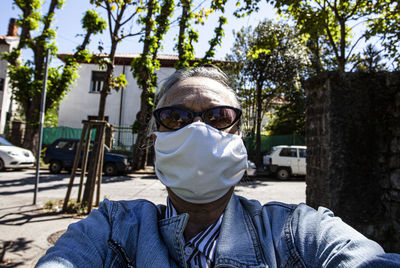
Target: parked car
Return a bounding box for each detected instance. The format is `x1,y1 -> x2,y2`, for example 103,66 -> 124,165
0,136 -> 35,171
43,138 -> 131,176
263,145 -> 306,180
246,160 -> 257,176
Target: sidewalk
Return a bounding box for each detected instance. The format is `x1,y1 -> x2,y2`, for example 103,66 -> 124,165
0,170 -> 306,267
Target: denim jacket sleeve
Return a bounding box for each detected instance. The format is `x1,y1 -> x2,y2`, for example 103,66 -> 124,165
36,199 -> 114,268
287,203 -> 400,267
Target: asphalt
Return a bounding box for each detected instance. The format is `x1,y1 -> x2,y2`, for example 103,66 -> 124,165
0,169 -> 306,267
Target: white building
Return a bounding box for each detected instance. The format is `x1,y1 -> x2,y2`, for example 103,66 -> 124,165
0,19 -> 19,134
57,54 -> 179,128
57,54 -> 180,149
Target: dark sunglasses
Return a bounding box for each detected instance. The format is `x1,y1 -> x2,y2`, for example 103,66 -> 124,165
153,105 -> 242,131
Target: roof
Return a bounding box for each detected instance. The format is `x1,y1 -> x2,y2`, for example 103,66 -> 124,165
274,145 -> 307,149
57,53 -> 226,67
0,35 -> 20,45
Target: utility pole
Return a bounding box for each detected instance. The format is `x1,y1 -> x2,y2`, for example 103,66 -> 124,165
33,49 -> 49,205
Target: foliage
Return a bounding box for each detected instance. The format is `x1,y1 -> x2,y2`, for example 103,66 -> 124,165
353,44 -> 387,72
44,105 -> 59,127
266,88 -> 306,136
175,0 -> 228,68
226,19 -> 309,165
131,0 -> 174,170
271,0 -> 371,72
132,0 -> 229,170
367,0 -> 400,69
2,1 -> 105,152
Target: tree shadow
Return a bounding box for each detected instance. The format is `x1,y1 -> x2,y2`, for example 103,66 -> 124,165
0,207 -> 75,226
136,175 -> 157,180
1,238 -> 32,267
101,175 -> 134,183
237,179 -> 268,189
0,173 -> 136,196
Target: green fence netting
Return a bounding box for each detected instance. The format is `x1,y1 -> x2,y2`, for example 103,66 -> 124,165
43,126 -> 96,145
43,127 -> 304,156
244,134 -> 305,154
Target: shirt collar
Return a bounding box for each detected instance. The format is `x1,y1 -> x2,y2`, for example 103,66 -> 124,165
165,197 -> 223,262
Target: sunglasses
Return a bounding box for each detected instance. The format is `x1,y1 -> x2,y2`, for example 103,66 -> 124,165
153,105 -> 242,130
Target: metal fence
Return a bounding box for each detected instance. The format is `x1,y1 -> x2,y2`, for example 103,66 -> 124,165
112,125 -> 136,153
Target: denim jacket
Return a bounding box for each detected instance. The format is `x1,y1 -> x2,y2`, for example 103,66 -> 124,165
36,194 -> 400,268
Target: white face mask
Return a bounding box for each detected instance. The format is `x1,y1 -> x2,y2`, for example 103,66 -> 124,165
154,122 -> 248,204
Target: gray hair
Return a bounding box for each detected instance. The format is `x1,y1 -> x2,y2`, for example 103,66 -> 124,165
148,65 -> 241,135
155,65 -> 241,109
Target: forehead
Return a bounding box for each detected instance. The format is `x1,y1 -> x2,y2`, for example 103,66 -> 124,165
159,77 -> 236,109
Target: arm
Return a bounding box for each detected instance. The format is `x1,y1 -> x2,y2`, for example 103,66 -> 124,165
291,204 -> 400,267
36,200 -> 113,268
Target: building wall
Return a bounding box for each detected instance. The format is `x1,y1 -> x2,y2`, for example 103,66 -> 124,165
58,64 -> 175,128
306,71 -> 400,252
0,37 -> 19,134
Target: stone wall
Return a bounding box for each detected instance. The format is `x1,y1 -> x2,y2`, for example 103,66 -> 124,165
305,71 -> 400,252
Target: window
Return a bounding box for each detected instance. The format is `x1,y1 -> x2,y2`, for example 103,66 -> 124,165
279,148 -> 297,157
0,78 -> 4,91
90,71 -> 106,93
54,140 -> 75,151
299,149 -> 306,158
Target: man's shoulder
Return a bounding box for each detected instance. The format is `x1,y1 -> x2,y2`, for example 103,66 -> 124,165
236,195 -> 303,216
99,198 -> 165,219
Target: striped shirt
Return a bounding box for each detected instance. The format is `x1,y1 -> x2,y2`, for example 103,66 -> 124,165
165,198 -> 223,268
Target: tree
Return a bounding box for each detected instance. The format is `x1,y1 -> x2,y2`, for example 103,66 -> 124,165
353,44 -> 386,72
367,0 -> 400,69
131,0 -> 174,170
271,0 -> 372,72
266,88 -> 306,136
132,0 -> 228,170
80,0 -> 151,206
2,0 -> 105,154
174,0 -> 227,68
227,20 -> 309,166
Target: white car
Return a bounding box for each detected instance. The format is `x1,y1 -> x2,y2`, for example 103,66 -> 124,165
0,137 -> 35,171
246,160 -> 257,176
263,145 -> 306,180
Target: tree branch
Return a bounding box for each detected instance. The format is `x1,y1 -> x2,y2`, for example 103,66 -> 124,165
42,0 -> 59,33
346,33 -> 365,62
104,1 -> 114,40
346,0 -> 362,19
120,9 -> 139,26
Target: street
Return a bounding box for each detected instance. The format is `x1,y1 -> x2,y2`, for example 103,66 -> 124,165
0,169 -> 306,267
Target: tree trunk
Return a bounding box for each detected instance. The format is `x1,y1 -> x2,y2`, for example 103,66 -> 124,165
22,123 -> 39,156
132,74 -> 152,170
132,0 -> 155,171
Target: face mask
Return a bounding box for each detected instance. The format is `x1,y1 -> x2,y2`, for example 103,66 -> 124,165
154,122 -> 248,204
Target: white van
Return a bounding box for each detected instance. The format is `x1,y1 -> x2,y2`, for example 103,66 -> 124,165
263,145 -> 306,180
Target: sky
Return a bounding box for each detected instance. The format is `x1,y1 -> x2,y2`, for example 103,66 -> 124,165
0,0 -> 279,64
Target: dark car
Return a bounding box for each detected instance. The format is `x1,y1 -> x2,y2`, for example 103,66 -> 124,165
43,138 -> 131,176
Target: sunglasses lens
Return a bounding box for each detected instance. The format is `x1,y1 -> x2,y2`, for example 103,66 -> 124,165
203,107 -> 239,129
158,108 -> 193,130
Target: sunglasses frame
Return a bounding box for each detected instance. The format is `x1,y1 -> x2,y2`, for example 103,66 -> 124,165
153,105 -> 242,130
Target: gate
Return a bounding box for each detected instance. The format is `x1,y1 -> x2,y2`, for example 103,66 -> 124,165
112,125 -> 136,153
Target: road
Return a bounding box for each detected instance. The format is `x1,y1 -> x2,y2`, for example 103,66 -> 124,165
1,169 -> 306,205
0,169 -> 306,267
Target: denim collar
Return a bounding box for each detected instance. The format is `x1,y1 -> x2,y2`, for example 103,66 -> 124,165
158,194 -> 266,268
158,212 -> 189,266
214,194 -> 266,268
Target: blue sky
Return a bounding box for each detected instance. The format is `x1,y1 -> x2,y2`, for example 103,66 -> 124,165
0,0 -> 278,62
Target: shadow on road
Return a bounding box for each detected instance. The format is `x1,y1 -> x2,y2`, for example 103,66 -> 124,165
0,207 -> 75,226
0,238 -> 29,267
0,172 -> 136,196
